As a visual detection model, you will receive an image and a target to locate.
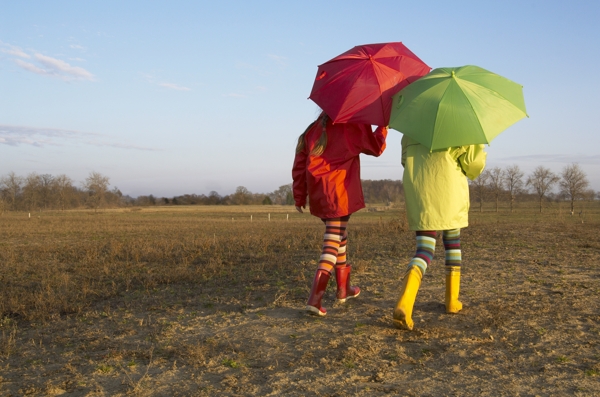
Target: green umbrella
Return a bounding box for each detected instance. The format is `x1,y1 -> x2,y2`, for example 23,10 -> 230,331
389,65 -> 527,150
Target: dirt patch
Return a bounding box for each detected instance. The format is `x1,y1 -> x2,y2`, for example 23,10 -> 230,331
1,209 -> 599,396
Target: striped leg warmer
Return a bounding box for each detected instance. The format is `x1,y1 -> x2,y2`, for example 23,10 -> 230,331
335,231 -> 348,269
317,216 -> 349,273
442,229 -> 461,267
407,231 -> 437,275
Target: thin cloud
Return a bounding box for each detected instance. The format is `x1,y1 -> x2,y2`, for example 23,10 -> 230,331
34,53 -> 95,81
1,47 -> 30,58
14,59 -> 48,75
86,141 -> 161,151
0,41 -> 30,58
69,44 -> 86,51
140,72 -> 156,83
268,54 -> 287,66
141,73 -> 191,91
2,41 -> 93,81
159,82 -> 191,91
235,61 -> 269,76
499,154 -> 600,165
0,125 -> 98,147
13,54 -> 94,81
0,125 -> 159,151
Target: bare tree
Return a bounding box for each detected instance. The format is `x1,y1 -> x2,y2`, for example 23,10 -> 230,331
381,182 -> 403,205
83,171 -> 110,211
469,169 -> 490,212
232,186 -> 251,205
583,189 -> 596,202
0,172 -> 24,211
269,184 -> 293,205
105,187 -> 124,207
503,165 -> 525,213
206,191 -> 222,205
23,172 -> 42,211
559,163 -> 589,214
39,174 -> 54,210
53,174 -> 75,210
487,167 -> 504,212
526,166 -> 559,213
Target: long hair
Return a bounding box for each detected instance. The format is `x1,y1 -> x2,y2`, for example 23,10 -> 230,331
295,112 -> 329,156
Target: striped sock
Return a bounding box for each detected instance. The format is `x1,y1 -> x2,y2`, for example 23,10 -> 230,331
335,231 -> 348,269
407,231 -> 436,276
317,216 -> 349,273
443,229 -> 461,267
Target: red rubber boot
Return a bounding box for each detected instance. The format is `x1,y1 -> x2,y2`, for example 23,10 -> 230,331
335,264 -> 361,303
306,269 -> 331,316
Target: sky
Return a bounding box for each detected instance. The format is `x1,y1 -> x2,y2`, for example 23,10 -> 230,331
1,0 -> 599,198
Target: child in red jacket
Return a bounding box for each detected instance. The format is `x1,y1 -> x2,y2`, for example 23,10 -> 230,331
292,111 -> 387,316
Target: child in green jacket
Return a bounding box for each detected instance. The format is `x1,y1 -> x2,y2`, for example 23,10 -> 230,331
394,135 -> 487,330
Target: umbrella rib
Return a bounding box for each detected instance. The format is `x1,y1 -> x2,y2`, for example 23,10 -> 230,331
460,73 -> 528,117
453,81 -> 488,146
458,79 -> 528,144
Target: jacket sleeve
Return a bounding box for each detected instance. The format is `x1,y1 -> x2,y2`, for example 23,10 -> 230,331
359,125 -> 388,157
457,144 -> 487,180
292,141 -> 308,207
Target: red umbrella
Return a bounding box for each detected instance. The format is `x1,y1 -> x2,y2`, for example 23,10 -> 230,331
309,42 -> 430,126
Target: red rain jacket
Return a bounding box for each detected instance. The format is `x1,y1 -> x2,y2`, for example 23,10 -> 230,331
292,118 -> 387,219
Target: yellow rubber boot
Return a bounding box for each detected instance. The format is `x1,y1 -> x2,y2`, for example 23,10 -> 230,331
392,266 -> 423,330
445,266 -> 463,314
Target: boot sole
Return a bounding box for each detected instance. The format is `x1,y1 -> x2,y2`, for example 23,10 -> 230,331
392,318 -> 413,330
336,290 -> 360,303
446,300 -> 463,314
305,305 -> 326,316
392,309 -> 414,330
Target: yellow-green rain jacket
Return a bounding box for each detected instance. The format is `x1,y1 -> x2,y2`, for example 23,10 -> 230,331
401,135 -> 487,231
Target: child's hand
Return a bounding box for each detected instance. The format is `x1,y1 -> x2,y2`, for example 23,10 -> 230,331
295,205 -> 304,213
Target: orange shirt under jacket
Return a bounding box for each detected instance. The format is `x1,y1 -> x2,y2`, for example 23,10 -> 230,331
292,119 -> 387,219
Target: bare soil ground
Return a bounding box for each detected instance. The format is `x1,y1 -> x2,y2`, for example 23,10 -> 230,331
1,204 -> 599,396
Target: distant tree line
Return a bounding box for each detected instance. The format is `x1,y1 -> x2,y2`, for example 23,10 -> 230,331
1,164 -> 595,213
0,171 -> 122,213
0,171 -> 404,213
125,180 -> 405,207
469,163 -> 596,213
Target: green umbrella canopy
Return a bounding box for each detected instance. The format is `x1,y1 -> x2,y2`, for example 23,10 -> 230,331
389,65 -> 528,151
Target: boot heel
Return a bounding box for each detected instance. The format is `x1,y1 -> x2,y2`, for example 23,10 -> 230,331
306,269 -> 331,316
305,305 -> 326,316
335,264 -> 360,303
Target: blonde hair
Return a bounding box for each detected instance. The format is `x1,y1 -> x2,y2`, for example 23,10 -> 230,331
296,113 -> 329,156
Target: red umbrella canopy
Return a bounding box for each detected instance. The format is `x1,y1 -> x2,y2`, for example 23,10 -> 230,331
309,42 -> 430,126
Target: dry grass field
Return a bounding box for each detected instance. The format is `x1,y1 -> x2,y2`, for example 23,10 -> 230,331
1,201 -> 600,396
